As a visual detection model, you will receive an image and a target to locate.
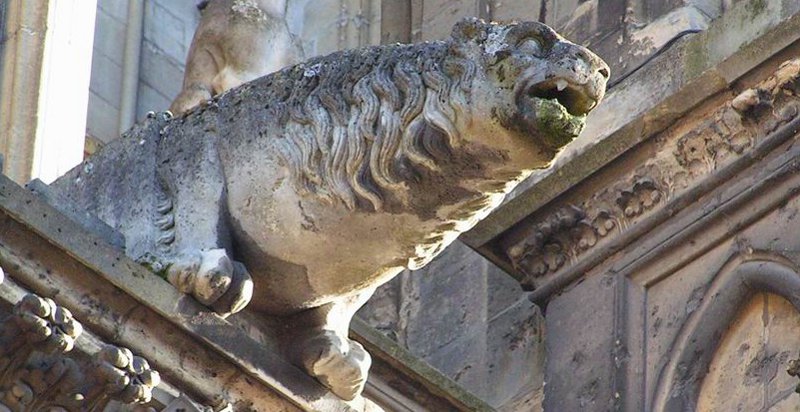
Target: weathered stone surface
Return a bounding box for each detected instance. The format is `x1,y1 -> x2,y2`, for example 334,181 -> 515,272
133,0 -> 201,120
285,0 -> 381,59
468,1 -> 800,247
697,294 -> 800,411
543,273 -> 618,411
358,239 -> 546,408
51,18 -> 608,400
352,317 -> 495,411
0,292 -> 162,411
788,356 -> 800,394
465,0 -> 800,250
421,0 -> 479,40
502,58 -> 800,293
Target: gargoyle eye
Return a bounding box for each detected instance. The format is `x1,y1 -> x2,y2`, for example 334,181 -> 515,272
518,38 -> 543,56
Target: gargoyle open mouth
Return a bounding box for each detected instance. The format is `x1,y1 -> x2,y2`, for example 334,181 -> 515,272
526,78 -> 597,116
515,76 -> 599,149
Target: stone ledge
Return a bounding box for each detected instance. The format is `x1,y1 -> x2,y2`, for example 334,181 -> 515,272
0,169 -> 490,411
0,277 -> 189,411
0,172 -> 352,411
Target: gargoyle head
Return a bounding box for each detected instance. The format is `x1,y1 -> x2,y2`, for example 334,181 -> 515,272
450,18 -> 609,155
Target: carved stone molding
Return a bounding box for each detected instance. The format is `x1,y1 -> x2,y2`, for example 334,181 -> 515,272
503,59 -> 800,291
0,293 -> 161,411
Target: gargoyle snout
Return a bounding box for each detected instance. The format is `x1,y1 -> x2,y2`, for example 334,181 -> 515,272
542,42 -> 610,116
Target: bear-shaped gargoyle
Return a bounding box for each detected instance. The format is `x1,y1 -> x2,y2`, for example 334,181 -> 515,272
52,18 -> 609,401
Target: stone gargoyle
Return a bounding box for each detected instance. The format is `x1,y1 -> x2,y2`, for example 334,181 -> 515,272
51,18 -> 608,400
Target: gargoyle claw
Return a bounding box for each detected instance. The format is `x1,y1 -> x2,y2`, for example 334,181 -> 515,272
299,331 -> 372,401
167,249 -> 253,317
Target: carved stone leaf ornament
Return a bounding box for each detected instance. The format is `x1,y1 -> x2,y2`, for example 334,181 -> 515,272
89,345 -> 161,408
0,294 -> 160,411
506,59 -> 800,290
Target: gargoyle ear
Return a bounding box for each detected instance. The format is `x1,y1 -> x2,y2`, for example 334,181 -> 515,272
451,17 -> 487,43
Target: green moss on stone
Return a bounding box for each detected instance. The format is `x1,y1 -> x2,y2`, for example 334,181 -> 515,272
534,98 -> 585,148
136,253 -> 170,280
682,31 -> 710,80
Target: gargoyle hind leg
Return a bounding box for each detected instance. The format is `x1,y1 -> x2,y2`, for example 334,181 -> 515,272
282,288 -> 376,401
155,134 -> 253,318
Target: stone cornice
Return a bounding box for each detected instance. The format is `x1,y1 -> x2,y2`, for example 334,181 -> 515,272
0,282 -> 164,411
0,160 -> 489,410
0,173 -> 343,411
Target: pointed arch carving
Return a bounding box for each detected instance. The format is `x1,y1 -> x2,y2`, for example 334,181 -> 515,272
652,253 -> 800,411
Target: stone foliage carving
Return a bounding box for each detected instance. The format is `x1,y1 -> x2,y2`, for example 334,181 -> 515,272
170,0 -> 304,115
52,18 -> 609,399
505,59 -> 800,290
0,294 -> 160,411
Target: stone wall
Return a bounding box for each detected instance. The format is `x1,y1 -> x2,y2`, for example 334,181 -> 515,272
87,0 -> 129,143
137,0 -> 200,120
285,0 -> 381,59
87,0 -> 200,144
358,243 -> 545,409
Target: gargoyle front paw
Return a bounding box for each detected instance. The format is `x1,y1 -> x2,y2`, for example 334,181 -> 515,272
167,249 -> 253,317
299,331 -> 372,401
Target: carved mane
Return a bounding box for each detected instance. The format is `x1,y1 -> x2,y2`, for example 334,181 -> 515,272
263,41 -> 477,212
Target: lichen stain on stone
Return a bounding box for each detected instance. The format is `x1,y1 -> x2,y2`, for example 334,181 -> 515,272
230,0 -> 267,23
485,29 -> 509,56
745,0 -> 768,18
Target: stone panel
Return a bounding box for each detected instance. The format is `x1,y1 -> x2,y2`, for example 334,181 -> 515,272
92,8 -> 127,66
87,92 -> 121,144
287,0 -> 344,58
544,0 -> 580,28
139,40 -> 186,105
89,51 -> 123,111
86,4 -> 126,144
136,82 -> 171,119
143,0 -> 189,64
483,297 -> 544,407
487,262 -> 527,319
286,0 -> 380,59
402,241 -> 488,356
422,327 -> 489,396
151,0 -> 202,46
645,0 -> 698,20
97,0 -> 129,23
358,239 -> 546,408
697,293 -> 800,411
642,244 -> 732,402
544,273 -> 618,411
